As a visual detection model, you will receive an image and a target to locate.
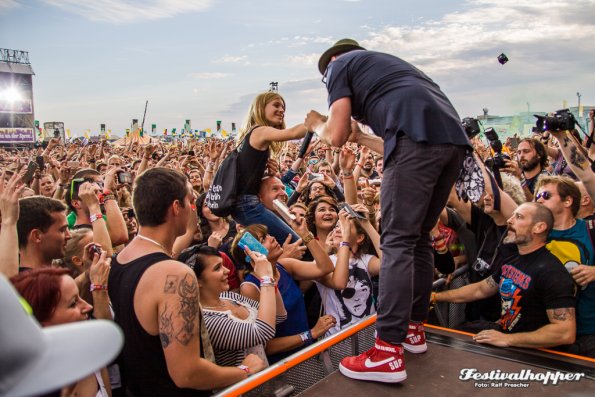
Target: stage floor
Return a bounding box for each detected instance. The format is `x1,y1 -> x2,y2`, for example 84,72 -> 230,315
300,326 -> 595,397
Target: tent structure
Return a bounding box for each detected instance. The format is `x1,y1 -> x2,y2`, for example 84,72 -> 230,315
112,129 -> 153,146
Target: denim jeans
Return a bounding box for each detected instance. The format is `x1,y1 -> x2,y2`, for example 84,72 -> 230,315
376,135 -> 466,344
231,195 -> 299,244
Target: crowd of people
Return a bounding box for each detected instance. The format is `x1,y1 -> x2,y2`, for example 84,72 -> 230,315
1,39 -> 594,396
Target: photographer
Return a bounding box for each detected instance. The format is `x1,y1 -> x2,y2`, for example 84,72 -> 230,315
501,137 -> 549,201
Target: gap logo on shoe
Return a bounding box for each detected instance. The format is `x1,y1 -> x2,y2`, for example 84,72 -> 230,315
402,321 -> 427,353
339,338 -> 407,383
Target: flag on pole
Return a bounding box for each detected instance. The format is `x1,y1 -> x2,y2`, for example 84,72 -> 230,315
106,129 -> 111,139
216,120 -> 221,132
84,130 -> 90,139
152,124 -> 156,134
140,128 -> 144,137
172,128 -> 177,135
164,128 -> 168,136
126,129 -> 130,137
221,129 -> 228,138
66,129 -> 71,138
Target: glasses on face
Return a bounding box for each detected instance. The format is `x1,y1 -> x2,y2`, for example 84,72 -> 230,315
308,158 -> 319,166
535,191 -> 552,201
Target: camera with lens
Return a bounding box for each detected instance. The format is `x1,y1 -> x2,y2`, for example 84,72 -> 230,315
534,109 -> 576,132
462,117 -> 481,139
484,127 -> 508,169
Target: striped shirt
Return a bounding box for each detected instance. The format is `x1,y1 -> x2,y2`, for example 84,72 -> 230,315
202,291 -> 287,366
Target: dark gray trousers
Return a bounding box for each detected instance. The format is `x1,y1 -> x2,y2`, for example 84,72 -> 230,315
376,135 -> 466,344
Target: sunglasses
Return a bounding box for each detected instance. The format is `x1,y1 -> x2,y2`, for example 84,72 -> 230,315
535,191 -> 552,201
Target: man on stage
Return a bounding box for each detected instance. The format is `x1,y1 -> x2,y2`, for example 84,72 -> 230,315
305,38 -> 470,383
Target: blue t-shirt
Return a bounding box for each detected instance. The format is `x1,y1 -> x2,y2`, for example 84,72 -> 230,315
324,50 -> 470,162
244,263 -> 308,363
547,219 -> 595,335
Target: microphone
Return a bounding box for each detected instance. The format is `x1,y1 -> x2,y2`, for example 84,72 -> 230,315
298,131 -> 314,159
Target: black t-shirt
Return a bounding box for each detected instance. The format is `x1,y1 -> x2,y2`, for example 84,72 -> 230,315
325,50 -> 470,162
492,246 -> 575,333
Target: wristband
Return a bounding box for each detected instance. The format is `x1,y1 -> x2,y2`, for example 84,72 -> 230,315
299,330 -> 314,345
102,193 -> 116,202
339,241 -> 351,248
90,213 -> 103,223
341,170 -> 353,177
430,292 -> 437,306
260,276 -> 276,286
237,365 -> 250,376
90,284 -> 108,292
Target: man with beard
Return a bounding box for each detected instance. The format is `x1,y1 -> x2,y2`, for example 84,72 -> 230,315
357,153 -> 379,180
433,202 -> 576,350
502,138 -> 549,201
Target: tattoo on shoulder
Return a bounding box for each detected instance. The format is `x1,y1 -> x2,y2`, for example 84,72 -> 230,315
164,275 -> 179,294
175,273 -> 199,346
159,302 -> 174,348
552,308 -> 575,321
486,277 -> 498,289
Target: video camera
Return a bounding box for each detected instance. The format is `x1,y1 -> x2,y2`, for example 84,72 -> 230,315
484,127 -> 509,169
534,109 -> 576,132
462,117 -> 481,139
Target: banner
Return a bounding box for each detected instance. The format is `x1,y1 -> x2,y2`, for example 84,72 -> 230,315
0,127 -> 35,143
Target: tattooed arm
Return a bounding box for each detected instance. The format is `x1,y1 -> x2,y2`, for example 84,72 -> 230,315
474,307 -> 576,348
550,130 -> 595,202
156,265 -> 265,390
435,276 -> 500,304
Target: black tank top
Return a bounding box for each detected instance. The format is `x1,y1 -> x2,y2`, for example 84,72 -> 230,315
236,128 -> 269,195
108,252 -> 211,397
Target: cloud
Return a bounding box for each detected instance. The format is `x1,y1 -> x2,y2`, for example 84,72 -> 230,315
42,0 -> 213,24
216,55 -> 250,65
288,53 -> 319,66
189,72 -> 229,79
0,0 -> 20,12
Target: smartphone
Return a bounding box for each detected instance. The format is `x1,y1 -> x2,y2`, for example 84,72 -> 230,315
237,232 -> 269,263
36,155 -> 44,171
88,244 -> 102,256
127,208 -> 135,218
273,199 -> 296,224
369,179 -> 382,187
67,161 -> 80,169
188,150 -> 195,156
21,161 -> 39,185
117,172 -> 133,184
339,202 -> 367,220
308,173 -> 323,181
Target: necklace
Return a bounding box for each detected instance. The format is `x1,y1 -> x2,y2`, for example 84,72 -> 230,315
136,234 -> 171,256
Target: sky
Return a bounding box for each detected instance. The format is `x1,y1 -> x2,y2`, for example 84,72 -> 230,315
1,0 -> 594,137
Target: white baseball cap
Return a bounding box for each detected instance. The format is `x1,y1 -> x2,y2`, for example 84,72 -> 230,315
0,275 -> 124,397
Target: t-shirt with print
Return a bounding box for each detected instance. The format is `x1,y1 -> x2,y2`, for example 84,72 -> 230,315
492,246 -> 575,333
547,218 -> 595,336
315,254 -> 376,336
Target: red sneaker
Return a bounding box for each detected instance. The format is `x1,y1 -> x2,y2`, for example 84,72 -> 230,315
402,321 -> 427,353
339,338 -> 407,383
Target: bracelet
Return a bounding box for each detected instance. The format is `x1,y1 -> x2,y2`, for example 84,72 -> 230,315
90,284 -> 108,292
341,170 -> 353,177
260,276 -> 276,286
237,365 -> 250,376
102,193 -> 116,202
430,292 -> 437,306
90,213 -> 103,223
302,232 -> 315,245
339,241 -> 351,248
299,330 -> 314,345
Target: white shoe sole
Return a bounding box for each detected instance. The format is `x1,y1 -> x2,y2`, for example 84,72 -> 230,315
402,342 -> 427,353
339,363 -> 407,383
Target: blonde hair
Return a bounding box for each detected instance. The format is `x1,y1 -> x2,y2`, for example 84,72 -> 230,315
237,92 -> 287,157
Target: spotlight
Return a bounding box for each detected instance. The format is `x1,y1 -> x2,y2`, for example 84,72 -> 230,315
0,86 -> 23,102
497,53 -> 509,65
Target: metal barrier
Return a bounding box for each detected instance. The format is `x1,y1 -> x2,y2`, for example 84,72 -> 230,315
215,266 -> 470,396
215,315 -> 377,397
